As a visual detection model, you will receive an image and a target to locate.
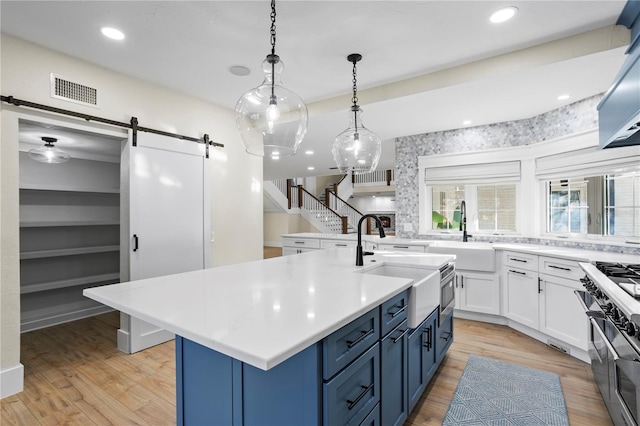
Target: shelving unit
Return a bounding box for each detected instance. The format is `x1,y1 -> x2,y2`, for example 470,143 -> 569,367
19,149 -> 121,332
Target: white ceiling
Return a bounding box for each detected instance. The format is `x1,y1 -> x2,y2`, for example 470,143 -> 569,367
1,1 -> 630,180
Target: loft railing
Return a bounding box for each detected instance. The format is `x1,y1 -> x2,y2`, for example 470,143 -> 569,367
326,191 -> 362,232
353,169 -> 394,186
297,186 -> 347,234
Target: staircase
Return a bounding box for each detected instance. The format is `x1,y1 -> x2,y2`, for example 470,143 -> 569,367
265,178 -> 362,234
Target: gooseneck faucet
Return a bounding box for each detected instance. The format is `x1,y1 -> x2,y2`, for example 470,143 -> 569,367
459,200 -> 471,242
356,214 -> 386,266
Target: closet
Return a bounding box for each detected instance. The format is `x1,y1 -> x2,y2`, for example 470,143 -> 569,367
18,119 -> 124,332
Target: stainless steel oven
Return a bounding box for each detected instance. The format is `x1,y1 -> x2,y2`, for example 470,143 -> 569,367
439,263 -> 455,324
577,262 -> 640,426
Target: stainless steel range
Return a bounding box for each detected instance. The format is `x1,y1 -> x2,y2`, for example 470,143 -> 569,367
577,261 -> 640,426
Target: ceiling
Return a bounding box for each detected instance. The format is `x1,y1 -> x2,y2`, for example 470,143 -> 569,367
1,1 -> 630,180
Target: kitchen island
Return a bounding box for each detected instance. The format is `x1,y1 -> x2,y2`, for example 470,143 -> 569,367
84,248 -> 454,425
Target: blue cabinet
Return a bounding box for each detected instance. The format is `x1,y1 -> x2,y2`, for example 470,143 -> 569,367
380,320 -> 409,426
407,308 -> 438,413
437,310 -> 454,364
176,289 -> 451,426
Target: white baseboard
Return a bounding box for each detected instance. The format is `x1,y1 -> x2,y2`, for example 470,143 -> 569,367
1,364 -> 24,398
264,241 -> 282,248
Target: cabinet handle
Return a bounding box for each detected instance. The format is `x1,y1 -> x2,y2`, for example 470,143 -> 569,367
392,328 -> 409,343
461,275 -> 464,289
389,305 -> 407,318
510,257 -> 527,263
423,325 -> 432,349
346,328 -> 374,348
133,234 -> 139,252
294,241 -> 305,244
509,269 -> 526,275
335,244 -> 347,247
393,245 -> 409,249
441,331 -> 451,342
549,265 -> 571,272
347,383 -> 374,410
538,277 -> 542,293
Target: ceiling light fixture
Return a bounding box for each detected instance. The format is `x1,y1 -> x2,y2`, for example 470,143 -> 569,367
229,65 -> 251,77
463,120 -> 472,126
490,6 -> 518,23
557,94 -> 571,100
332,53 -> 382,175
235,0 -> 308,157
28,137 -> 70,164
101,27 -> 125,40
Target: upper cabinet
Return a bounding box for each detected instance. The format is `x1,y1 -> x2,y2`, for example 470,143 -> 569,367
598,0 -> 640,149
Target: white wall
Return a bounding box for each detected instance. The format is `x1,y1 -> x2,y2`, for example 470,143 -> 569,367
0,35 -> 263,396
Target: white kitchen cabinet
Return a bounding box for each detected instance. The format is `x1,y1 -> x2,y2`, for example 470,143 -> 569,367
501,251 -> 587,352
320,239 -> 357,249
282,236 -> 321,256
376,243 -> 425,253
455,271 -> 500,315
503,266 -> 539,329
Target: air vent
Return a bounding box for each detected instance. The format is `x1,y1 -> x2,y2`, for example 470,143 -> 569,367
50,73 -> 99,108
547,341 -> 568,354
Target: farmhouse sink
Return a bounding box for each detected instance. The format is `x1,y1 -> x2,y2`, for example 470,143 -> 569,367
427,241 -> 495,272
360,264 -> 440,328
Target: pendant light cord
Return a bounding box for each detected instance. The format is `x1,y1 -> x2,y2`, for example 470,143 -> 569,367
352,58 -> 359,135
269,0 -> 277,102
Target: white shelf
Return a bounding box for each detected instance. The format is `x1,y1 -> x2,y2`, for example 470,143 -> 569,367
20,273 -> 120,294
21,301 -> 114,333
20,221 -> 120,228
19,184 -> 119,194
20,245 -> 120,260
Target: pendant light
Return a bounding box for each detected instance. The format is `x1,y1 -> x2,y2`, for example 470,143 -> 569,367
332,54 -> 382,175
28,137 -> 70,164
235,0 -> 308,157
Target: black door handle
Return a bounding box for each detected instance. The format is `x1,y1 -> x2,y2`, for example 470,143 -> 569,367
133,234 -> 139,252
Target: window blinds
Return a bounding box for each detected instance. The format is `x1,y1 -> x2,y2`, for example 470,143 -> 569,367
424,160 -> 521,185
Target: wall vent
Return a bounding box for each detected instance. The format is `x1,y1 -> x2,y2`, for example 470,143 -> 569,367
547,340 -> 568,354
50,73 -> 99,108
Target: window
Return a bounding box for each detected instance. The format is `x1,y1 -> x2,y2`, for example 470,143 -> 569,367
478,184 -> 516,232
431,184 -> 517,232
545,172 -> 639,237
605,173 -> 640,237
547,179 -> 589,233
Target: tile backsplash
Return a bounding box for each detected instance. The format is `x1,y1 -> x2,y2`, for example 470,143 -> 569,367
393,94 -> 640,256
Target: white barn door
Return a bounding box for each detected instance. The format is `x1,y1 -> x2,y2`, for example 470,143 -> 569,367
118,131 -> 210,353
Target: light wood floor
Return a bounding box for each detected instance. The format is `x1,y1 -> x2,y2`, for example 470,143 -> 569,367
1,247 -> 611,425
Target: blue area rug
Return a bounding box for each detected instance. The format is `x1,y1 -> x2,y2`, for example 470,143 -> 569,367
443,355 -> 569,425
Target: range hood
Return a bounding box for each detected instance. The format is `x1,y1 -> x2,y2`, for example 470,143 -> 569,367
598,0 -> 640,149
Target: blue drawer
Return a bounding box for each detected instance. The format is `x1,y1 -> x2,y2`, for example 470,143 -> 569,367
360,402 -> 380,426
380,290 -> 409,337
323,307 -> 380,380
324,343 -> 380,426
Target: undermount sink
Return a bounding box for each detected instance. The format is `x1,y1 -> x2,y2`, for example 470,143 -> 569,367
361,264 -> 440,328
427,241 -> 495,272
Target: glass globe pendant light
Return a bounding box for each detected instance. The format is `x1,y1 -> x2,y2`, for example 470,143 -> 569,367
235,0 -> 308,157
332,53 -> 381,174
28,137 -> 70,164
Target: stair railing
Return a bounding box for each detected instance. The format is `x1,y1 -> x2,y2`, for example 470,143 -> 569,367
297,186 -> 348,234
326,191 -> 363,232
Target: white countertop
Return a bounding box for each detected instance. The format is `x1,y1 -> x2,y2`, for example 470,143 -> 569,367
84,248 -> 453,371
282,233 -> 639,264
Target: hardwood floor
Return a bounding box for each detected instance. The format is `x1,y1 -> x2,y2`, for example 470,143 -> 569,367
2,250 -> 610,425
2,310 -> 611,425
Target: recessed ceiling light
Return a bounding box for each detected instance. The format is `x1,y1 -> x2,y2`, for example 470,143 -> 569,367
305,150 -> 314,155
463,120 -> 472,126
101,27 -> 125,41
228,65 -> 251,77
490,6 -> 518,23
557,94 -> 571,100
307,166 -> 315,171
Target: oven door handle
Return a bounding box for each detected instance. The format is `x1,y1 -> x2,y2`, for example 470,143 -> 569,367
589,317 -> 619,362
573,290 -> 605,319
